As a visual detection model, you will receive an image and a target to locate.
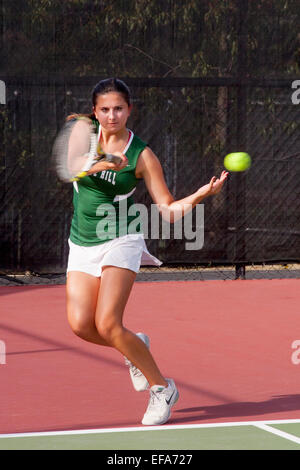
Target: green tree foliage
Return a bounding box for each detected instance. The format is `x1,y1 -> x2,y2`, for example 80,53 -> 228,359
1,0 -> 299,77
1,0 -> 300,271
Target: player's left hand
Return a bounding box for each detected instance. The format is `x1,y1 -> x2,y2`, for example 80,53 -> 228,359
200,171 -> 229,197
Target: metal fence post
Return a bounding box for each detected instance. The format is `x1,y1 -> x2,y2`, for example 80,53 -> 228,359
235,0 -> 248,280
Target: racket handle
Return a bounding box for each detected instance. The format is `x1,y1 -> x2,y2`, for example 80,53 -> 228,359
71,171 -> 88,181
98,153 -> 123,164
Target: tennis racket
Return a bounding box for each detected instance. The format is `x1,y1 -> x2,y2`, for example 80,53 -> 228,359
52,117 -> 122,182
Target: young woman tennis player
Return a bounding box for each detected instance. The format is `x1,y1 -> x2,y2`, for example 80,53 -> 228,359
66,78 -> 228,426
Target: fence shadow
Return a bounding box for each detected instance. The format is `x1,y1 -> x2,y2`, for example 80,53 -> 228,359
173,394 -> 300,423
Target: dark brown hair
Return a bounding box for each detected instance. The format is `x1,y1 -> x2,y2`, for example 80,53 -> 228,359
92,78 -> 131,107
67,78 -> 131,122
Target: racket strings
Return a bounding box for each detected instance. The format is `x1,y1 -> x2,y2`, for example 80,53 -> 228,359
53,117 -> 98,182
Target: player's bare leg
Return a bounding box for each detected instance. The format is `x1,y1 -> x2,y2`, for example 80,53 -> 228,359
95,265 -> 168,388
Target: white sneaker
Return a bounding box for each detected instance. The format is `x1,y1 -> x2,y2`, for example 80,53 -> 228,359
124,332 -> 150,392
142,378 -> 179,425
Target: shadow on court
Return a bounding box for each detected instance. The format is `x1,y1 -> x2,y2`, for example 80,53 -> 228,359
0,285 -> 57,296
173,394 -> 300,423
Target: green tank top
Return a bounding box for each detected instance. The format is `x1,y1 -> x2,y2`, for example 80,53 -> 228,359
69,127 -> 147,246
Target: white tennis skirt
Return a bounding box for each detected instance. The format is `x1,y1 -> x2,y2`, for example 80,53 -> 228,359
67,234 -> 162,277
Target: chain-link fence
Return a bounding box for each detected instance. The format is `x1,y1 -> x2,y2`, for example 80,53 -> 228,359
1,0 -> 300,282
0,77 -> 300,282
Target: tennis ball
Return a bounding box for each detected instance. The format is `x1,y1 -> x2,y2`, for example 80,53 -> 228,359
224,152 -> 251,172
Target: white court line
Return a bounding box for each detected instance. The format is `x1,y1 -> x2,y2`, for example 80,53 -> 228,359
1,418 -> 300,440
255,423 -> 300,445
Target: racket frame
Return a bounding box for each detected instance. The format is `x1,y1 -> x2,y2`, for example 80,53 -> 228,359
53,116 -> 123,183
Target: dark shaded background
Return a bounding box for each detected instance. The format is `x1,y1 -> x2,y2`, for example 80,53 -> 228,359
0,0 -> 299,275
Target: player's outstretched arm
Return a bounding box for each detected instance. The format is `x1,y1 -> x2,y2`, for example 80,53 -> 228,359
136,147 -> 228,222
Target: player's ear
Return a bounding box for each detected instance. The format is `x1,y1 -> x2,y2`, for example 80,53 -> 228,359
128,103 -> 133,116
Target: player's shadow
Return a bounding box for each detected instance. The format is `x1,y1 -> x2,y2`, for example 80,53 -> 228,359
173,394 -> 300,423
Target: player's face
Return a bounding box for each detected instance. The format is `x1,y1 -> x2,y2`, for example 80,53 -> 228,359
93,92 -> 132,133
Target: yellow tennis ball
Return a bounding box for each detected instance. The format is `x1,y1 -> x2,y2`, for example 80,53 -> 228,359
224,152 -> 251,172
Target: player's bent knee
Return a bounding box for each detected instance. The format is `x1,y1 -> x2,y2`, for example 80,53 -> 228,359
96,319 -> 123,345
68,313 -> 95,340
